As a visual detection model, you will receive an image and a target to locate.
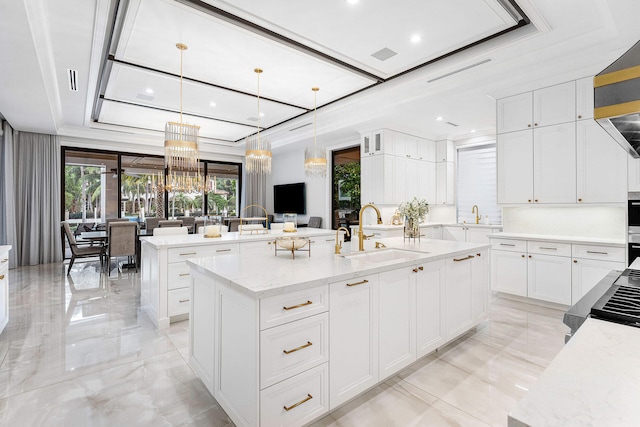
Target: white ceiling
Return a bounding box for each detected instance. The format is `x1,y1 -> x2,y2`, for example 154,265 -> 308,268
1,0 -> 640,156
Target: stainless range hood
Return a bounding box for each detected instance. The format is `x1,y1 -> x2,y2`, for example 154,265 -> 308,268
595,40 -> 640,159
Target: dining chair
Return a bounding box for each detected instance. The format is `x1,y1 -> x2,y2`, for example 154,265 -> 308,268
228,219 -> 241,232
153,227 -> 189,236
107,222 -> 138,272
180,217 -> 195,233
158,219 -> 183,228
145,217 -> 166,234
61,221 -> 106,275
194,219 -> 205,234
308,216 -> 322,228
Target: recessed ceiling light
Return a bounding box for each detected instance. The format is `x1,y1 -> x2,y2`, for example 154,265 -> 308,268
260,112 -> 265,117
145,88 -> 154,94
436,116 -> 443,121
470,129 -> 476,133
210,102 -> 216,107
410,34 -> 422,43
346,0 -> 359,4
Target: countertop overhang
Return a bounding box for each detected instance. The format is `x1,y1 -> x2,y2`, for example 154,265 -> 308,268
187,237 -> 489,298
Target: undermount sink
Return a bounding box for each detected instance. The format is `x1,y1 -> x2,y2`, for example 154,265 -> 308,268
341,248 -> 427,264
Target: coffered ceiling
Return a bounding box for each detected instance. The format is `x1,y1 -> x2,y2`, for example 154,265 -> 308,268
2,0 -> 640,154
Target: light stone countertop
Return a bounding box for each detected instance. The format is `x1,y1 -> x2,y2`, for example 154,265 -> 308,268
140,228 -> 334,249
508,317 -> 640,427
359,223 -> 503,231
187,237 -> 489,298
489,232 -> 625,247
0,245 -> 11,254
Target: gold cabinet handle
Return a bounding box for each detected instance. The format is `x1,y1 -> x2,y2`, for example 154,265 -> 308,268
586,251 -> 608,255
179,273 -> 190,277
283,300 -> 312,311
284,394 -> 313,411
179,299 -> 190,303
179,252 -> 197,256
476,253 -> 482,257
346,279 -> 369,287
216,249 -> 231,253
573,260 -> 578,263
412,268 -> 419,273
418,266 -> 424,270
0,274 -> 4,280
539,247 -> 557,251
283,341 -> 313,355
0,259 -> 7,263
453,255 -> 475,262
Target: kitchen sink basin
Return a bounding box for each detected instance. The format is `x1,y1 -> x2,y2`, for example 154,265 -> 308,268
341,248 -> 426,264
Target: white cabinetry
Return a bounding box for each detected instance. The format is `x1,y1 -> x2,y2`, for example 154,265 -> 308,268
571,244 -> 625,303
436,161 -> 455,205
533,123 -> 576,203
0,246 -> 9,334
497,130 -> 534,204
443,226 -> 466,242
472,250 -> 489,320
360,154 -> 393,205
422,225 -> 442,240
527,241 -> 572,305
436,140 -> 455,162
443,226 -> 500,244
329,274 -> 378,408
497,92 -> 533,134
445,253 -> 476,340
416,260 -> 445,358
491,239 -> 528,297
576,119 -> 627,203
576,77 -> 594,120
378,268 -> 416,380
533,81 -> 576,128
629,157 -> 640,192
361,130 -> 391,156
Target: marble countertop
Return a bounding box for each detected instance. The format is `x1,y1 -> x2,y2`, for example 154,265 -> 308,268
187,237 -> 489,298
359,223 -> 503,230
489,232 -> 625,246
509,317 -> 640,427
0,245 -> 11,253
140,228 -> 334,249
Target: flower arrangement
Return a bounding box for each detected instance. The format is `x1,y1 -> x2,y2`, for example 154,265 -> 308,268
398,197 -> 429,223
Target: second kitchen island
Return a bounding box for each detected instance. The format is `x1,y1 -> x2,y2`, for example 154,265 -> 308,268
187,237 -> 490,427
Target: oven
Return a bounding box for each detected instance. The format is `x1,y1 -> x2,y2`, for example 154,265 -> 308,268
628,194 -> 640,266
590,268 -> 640,327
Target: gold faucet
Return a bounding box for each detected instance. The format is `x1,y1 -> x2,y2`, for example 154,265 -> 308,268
472,205 -> 480,224
335,227 -> 350,254
358,204 -> 383,251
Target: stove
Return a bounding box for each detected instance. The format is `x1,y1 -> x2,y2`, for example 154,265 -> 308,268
590,269 -> 640,327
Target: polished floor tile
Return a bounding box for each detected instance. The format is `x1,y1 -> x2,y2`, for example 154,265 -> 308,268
0,259 -> 569,426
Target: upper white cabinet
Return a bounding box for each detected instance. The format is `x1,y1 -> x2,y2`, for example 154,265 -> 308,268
497,130 -> 534,204
630,157 -> 640,192
360,155 -> 393,205
436,161 -> 455,205
576,119 -> 627,203
533,122 -> 576,204
497,92 -> 533,134
417,138 -> 436,162
436,140 -> 455,162
576,77 -> 594,120
533,81 -> 576,128
361,130 -> 392,156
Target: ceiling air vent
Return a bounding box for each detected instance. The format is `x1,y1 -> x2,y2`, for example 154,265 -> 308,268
446,121 -> 459,127
426,59 -> 492,83
67,69 -> 78,91
371,48 -> 397,62
247,116 -> 259,122
136,93 -> 154,101
289,123 -> 312,131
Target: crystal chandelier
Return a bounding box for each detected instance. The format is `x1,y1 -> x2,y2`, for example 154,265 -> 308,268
245,68 -> 272,175
304,87 -> 327,177
164,43 -> 202,191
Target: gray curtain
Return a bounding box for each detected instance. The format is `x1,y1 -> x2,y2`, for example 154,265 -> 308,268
244,170 -> 267,217
2,129 -> 62,267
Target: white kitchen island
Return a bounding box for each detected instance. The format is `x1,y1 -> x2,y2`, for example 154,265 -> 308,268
186,237 -> 490,427
140,228 -> 335,329
0,245 -> 11,335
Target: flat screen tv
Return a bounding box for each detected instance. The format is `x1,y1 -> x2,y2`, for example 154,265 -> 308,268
273,182 -> 306,214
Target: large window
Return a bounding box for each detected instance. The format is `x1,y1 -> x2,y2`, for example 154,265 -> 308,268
331,146 -> 361,230
456,143 -> 501,224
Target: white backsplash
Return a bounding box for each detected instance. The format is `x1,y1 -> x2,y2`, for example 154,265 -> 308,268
360,205 -> 456,226
502,206 -> 626,239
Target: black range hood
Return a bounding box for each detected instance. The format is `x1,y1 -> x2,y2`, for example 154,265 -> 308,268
595,40 -> 640,159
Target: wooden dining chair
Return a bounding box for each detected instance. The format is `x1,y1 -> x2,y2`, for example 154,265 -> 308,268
61,221 -> 106,275
106,222 -> 138,272
158,220 -> 183,228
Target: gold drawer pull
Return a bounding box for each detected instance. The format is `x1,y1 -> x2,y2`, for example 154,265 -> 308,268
283,341 -> 313,355
179,252 -> 197,256
346,279 -> 369,287
539,247 -> 557,251
418,266 -> 424,270
179,299 -> 190,303
283,300 -> 313,311
283,394 -> 313,411
0,275 -> 4,280
216,249 -> 231,253
179,273 -> 190,277
1,259 -> 7,263
586,251 -> 608,255
453,255 -> 475,262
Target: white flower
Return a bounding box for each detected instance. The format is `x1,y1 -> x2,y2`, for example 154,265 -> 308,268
398,197 -> 429,222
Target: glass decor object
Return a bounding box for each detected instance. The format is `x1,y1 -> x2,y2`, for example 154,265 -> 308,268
203,215 -> 222,238
398,197 -> 429,240
245,68 -> 272,175
283,213 -> 298,233
304,87 -> 327,178
164,43 -> 202,185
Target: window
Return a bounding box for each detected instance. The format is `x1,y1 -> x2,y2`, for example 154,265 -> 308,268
456,143 -> 501,224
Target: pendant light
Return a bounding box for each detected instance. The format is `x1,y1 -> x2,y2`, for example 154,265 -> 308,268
245,68 -> 272,175
304,87 -> 327,177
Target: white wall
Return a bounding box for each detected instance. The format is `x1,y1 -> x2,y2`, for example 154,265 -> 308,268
502,206 -> 626,240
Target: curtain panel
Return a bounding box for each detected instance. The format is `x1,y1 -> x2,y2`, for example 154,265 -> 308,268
2,128 -> 62,267
243,170 -> 267,217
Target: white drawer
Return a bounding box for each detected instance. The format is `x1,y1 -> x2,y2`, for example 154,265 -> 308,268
572,244 -> 625,262
260,285 -> 329,330
260,312 -> 328,389
260,363 -> 329,427
239,239 -> 273,255
168,287 -> 191,317
167,262 -> 192,290
528,241 -> 571,257
492,239 -> 526,252
167,243 -> 238,263
308,236 -> 338,246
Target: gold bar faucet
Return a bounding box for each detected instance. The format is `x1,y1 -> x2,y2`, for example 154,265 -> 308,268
472,205 -> 480,224
335,227 -> 350,254
358,204 -> 383,251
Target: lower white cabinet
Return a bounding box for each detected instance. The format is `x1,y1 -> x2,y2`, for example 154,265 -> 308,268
472,250 -> 490,320
416,260 -> 445,358
527,253 -> 572,305
0,247 -> 9,334
445,252 -> 476,340
443,226 -> 501,244
571,258 -> 625,303
443,226 -> 466,242
329,274 -> 379,409
378,268 -> 416,381
491,248 -> 528,297
422,225 -> 442,240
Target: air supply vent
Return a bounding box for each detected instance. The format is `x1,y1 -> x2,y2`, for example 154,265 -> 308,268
427,59 -> 492,83
289,123 -> 312,132
67,69 -> 78,91
247,116 -> 259,122
446,121 -> 459,127
371,48 -> 398,62
136,93 -> 154,101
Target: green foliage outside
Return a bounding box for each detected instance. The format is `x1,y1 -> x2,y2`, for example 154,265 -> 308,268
333,161 -> 361,210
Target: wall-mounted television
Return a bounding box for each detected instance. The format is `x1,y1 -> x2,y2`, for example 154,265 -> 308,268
274,182 -> 306,214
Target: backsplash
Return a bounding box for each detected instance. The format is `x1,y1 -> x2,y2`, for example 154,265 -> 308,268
502,206 -> 626,240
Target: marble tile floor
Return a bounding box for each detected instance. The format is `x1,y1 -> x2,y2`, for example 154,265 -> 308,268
0,259 -> 569,427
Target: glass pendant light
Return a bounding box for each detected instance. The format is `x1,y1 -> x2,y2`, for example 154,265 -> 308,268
304,87 -> 327,177
245,68 -> 272,175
